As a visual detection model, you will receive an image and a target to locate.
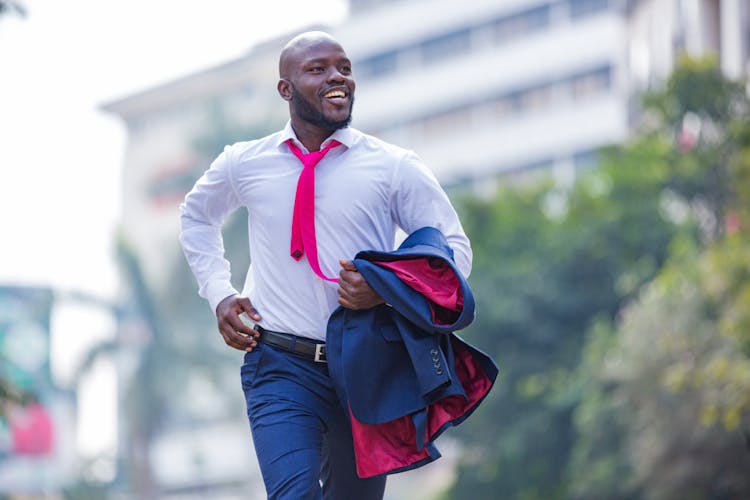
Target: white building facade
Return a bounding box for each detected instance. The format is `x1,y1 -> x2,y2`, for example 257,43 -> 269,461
340,0 -> 630,187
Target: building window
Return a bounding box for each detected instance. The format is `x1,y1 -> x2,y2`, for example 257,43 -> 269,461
421,105 -> 474,136
519,83 -> 555,112
354,3 -> 559,79
399,64 -> 613,139
356,50 -> 400,79
420,28 -> 473,64
493,4 -> 551,44
570,66 -> 611,99
491,94 -> 521,119
569,0 -> 610,19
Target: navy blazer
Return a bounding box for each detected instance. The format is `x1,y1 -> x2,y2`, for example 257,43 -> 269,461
326,227 -> 498,477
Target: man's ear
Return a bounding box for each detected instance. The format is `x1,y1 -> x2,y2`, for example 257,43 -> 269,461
278,79 -> 292,101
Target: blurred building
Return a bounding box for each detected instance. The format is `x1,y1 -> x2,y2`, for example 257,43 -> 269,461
0,287 -> 77,496
102,0 -> 749,497
338,0 -> 748,190
628,0 -> 749,86
104,0 -> 750,284
341,0 -> 628,189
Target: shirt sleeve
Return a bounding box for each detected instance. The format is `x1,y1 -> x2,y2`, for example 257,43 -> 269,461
390,151 -> 473,277
179,146 -> 243,313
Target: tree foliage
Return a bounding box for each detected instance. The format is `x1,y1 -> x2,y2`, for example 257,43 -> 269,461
569,236 -> 750,500
568,58 -> 750,499
448,57 -> 750,499
449,150 -> 680,498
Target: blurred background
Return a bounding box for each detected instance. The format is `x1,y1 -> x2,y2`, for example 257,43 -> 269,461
1,0 -> 749,498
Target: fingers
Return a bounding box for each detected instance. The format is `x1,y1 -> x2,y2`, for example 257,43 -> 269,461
338,268 -> 364,296
237,296 -> 262,322
339,259 -> 358,272
338,263 -> 362,305
218,321 -> 258,352
338,260 -> 360,289
337,281 -> 357,309
337,266 -> 385,310
216,295 -> 261,352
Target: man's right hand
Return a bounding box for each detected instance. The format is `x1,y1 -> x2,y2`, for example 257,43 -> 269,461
215,295 -> 262,352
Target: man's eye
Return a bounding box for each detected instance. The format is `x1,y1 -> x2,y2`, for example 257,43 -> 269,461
341,66 -> 352,74
310,67 -> 324,72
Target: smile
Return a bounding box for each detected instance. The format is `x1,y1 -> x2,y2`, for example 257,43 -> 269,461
323,89 -> 348,99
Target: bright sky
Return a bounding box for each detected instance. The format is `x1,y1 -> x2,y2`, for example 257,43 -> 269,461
0,0 -> 347,460
0,0 -> 347,297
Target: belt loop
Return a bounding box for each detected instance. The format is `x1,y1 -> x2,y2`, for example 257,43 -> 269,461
288,336 -> 296,352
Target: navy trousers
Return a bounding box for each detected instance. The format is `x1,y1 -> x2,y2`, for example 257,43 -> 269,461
241,342 -> 387,500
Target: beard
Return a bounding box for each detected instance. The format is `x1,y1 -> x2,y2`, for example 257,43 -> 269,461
291,85 -> 353,131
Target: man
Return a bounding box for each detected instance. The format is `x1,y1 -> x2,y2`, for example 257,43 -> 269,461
180,31 -> 472,499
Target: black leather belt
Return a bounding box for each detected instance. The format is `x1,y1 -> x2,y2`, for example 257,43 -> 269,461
255,325 -> 326,363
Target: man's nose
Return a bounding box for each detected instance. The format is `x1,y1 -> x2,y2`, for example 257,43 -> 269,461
327,68 -> 346,82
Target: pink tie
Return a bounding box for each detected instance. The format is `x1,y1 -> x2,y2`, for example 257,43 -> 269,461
287,138 -> 341,282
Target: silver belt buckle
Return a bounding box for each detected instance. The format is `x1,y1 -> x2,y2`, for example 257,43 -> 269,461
314,343 -> 327,363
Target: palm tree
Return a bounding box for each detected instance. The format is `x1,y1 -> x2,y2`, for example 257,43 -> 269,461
75,236 -> 239,497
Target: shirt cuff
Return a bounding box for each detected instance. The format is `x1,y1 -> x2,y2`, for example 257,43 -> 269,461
204,281 -> 240,315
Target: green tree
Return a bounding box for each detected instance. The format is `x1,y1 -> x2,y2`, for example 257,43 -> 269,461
640,56 -> 750,242
568,58 -> 750,499
569,237 -> 750,500
449,152 -> 680,499
448,56 -> 749,499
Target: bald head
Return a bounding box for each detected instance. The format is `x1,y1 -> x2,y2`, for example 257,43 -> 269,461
279,31 -> 344,79
276,31 -> 355,141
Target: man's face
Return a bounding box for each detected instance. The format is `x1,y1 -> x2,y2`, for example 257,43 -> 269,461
284,40 -> 355,132
290,84 -> 354,131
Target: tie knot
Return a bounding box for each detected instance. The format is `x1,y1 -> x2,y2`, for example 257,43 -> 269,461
287,139 -> 341,168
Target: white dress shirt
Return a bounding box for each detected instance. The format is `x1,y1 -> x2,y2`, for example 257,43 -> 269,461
179,122 -> 472,340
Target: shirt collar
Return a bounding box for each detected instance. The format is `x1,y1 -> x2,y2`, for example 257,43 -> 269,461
276,120 -> 356,153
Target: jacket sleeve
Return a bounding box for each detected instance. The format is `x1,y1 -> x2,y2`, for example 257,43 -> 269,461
356,259 -> 475,334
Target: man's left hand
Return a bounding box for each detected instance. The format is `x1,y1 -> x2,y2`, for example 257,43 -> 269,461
337,259 -> 385,310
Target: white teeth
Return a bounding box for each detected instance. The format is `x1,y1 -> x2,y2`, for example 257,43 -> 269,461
325,90 -> 346,98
